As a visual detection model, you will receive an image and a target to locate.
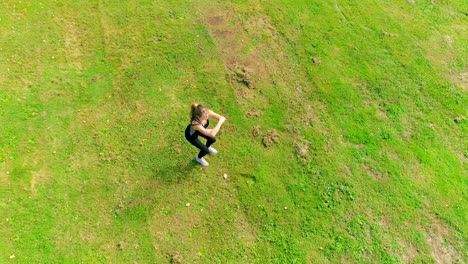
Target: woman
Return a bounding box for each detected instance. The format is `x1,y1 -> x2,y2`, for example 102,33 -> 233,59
185,103 -> 226,167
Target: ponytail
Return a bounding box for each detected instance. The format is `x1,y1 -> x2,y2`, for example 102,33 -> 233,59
190,103 -> 206,121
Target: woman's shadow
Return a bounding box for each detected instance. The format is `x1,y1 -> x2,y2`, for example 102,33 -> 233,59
152,158 -> 200,184
150,128 -> 204,184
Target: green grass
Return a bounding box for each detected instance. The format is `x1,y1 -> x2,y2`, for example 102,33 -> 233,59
0,0 -> 466,263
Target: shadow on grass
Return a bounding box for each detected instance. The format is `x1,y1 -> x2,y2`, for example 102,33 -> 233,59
152,158 -> 199,184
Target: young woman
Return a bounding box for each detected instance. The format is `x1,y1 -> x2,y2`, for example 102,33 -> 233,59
185,103 -> 226,166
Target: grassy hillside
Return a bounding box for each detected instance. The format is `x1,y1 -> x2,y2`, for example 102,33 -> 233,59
0,0 -> 466,263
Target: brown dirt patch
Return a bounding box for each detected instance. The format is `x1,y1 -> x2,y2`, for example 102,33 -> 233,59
243,16 -> 278,38
228,65 -> 256,89
425,219 -> 463,264
293,140 -> 310,159
448,72 -> 467,92
263,129 -> 280,147
453,115 -> 466,123
168,251 -> 184,263
387,150 -> 400,161
300,102 -> 327,128
132,100 -> 149,121
212,29 -> 232,39
135,100 -> 148,114
376,106 -> 390,120
207,15 -> 224,26
60,17 -> 83,71
300,104 -> 315,126
458,152 -> 467,164
79,229 -> 96,244
246,109 -> 262,118
406,161 -> 427,184
202,6 -> 271,105
30,166 -> 52,194
338,165 -> 353,178
311,57 -> 322,65
251,125 -> 262,139
363,164 -> 385,180
76,107 -> 106,129
203,10 -> 243,61
397,238 -> 420,263
91,74 -> 104,82
444,35 -> 453,47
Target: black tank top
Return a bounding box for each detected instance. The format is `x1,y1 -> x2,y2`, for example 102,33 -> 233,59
189,117 -> 209,136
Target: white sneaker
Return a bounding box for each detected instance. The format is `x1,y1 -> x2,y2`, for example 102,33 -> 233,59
208,147 -> 218,155
196,157 -> 209,166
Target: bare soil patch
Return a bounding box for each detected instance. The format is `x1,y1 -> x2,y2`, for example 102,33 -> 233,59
424,219 -> 463,264
30,166 -> 51,193
202,7 -> 272,104
168,251 -> 184,263
132,100 -> 149,121
76,107 -> 106,129
263,129 -> 280,147
397,238 -> 420,263
449,72 -> 467,91
60,17 -> 83,71
228,65 -> 256,89
207,15 -> 224,26
293,140 -> 310,159
243,16 -> 278,38
311,57 -> 322,65
135,100 -> 148,114
251,125 -> 262,139
363,164 -> 386,180
246,109 -> 262,118
410,163 -> 427,185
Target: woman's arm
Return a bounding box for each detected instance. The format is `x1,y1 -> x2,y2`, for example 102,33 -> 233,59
193,117 -> 225,137
208,110 -> 225,121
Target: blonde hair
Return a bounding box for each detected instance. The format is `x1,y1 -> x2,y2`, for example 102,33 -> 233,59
190,103 -> 206,121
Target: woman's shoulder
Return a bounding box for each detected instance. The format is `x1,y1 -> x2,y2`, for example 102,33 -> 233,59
191,117 -> 202,126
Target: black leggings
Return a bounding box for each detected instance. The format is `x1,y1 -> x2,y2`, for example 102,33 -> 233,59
185,125 -> 217,158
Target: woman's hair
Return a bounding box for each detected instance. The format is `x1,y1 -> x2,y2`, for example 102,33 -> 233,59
190,103 -> 206,120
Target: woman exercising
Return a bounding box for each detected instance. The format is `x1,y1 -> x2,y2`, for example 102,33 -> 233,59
185,103 -> 226,166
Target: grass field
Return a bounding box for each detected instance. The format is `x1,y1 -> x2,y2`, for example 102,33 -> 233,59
0,0 -> 466,263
